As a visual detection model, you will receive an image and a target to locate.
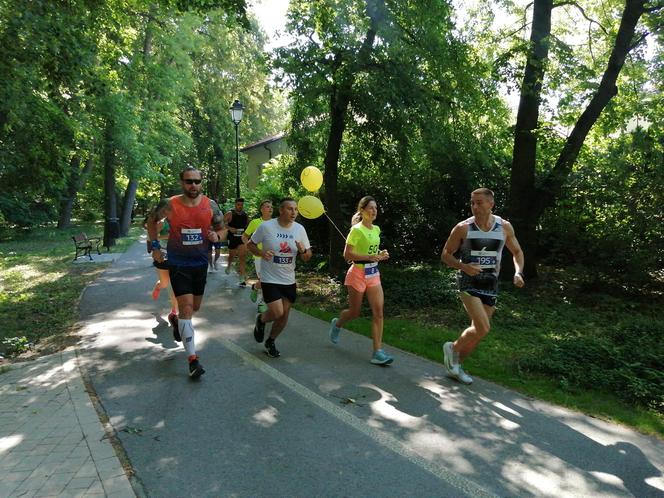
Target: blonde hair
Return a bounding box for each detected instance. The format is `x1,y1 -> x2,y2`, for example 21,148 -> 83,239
351,196 -> 376,225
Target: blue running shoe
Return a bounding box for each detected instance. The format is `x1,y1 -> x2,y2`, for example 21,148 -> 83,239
329,318 -> 341,344
370,349 -> 394,365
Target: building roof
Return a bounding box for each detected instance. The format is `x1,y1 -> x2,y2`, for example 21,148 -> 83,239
240,132 -> 286,152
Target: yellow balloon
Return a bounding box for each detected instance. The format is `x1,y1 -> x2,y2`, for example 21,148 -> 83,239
300,166 -> 323,192
298,195 -> 325,219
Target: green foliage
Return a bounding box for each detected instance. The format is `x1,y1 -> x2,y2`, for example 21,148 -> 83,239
539,127 -> 664,279
243,155 -> 301,212
1,336 -> 31,357
0,0 -> 285,229
276,0 -> 514,261
518,317 -> 664,412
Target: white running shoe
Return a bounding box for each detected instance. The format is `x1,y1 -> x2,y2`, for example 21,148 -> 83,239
453,365 -> 473,384
443,342 -> 473,385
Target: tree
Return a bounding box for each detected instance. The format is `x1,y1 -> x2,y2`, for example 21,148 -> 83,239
277,0 -> 508,271
507,0 -> 663,277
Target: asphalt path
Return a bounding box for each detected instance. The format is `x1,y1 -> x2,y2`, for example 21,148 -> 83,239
76,239 -> 664,498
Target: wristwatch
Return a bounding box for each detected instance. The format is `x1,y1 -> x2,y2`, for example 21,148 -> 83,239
151,240 -> 161,250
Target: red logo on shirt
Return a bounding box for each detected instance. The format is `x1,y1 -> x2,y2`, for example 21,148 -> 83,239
280,242 -> 292,253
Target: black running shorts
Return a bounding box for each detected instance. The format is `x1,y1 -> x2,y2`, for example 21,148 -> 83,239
169,265 -> 208,297
261,282 -> 297,304
228,234 -> 244,250
462,290 -> 497,307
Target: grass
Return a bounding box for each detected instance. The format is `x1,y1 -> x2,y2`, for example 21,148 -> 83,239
294,260 -> 664,438
0,222 -> 139,358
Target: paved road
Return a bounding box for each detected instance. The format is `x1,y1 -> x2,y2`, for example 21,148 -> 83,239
76,240 -> 664,498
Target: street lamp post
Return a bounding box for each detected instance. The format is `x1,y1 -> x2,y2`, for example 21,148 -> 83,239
230,99 -> 244,199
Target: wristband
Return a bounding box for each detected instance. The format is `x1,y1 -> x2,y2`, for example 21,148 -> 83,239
151,240 -> 161,250
515,272 -> 524,278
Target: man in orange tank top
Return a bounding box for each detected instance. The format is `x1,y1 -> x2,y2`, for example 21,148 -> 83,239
147,167 -> 224,379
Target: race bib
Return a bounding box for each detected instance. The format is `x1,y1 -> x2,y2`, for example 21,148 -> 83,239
234,228 -> 244,237
470,249 -> 498,270
364,261 -> 379,277
273,254 -> 294,265
181,228 -> 203,246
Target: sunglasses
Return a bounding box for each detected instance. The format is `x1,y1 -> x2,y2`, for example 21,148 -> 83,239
183,179 -> 202,185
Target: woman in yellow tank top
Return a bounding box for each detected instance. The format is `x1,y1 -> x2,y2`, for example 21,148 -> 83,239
328,196 -> 392,365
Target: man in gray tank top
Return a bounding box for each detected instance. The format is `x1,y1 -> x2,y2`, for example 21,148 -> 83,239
440,188 -> 525,384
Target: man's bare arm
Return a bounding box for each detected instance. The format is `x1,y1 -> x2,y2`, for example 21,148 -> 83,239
440,224 -> 480,276
504,221 -> 525,287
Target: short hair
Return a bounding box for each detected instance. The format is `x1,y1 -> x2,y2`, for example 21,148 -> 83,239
235,198 -> 244,203
179,166 -> 202,180
471,188 -> 494,200
279,197 -> 296,207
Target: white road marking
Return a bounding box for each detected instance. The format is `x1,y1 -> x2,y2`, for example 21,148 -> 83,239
220,337 -> 498,498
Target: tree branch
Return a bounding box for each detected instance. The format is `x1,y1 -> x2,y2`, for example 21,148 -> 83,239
553,0 -> 609,35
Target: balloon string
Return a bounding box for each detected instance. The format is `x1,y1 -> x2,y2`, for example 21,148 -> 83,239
324,212 -> 346,241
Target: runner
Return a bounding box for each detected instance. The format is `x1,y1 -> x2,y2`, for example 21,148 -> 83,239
328,196 -> 392,365
224,198 -> 249,286
208,212 -> 226,272
146,167 -> 224,379
242,200 -> 273,313
246,198 -> 312,358
145,199 -> 178,323
440,187 -> 525,384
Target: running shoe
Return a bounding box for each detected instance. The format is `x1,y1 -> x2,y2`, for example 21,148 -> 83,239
443,342 -> 455,373
454,366 -> 473,385
329,318 -> 341,344
264,338 -> 280,358
370,349 -> 394,365
188,357 -> 205,379
257,303 -> 268,313
253,313 -> 265,343
151,283 -> 161,300
250,284 -> 258,303
443,342 -> 472,384
169,313 -> 180,342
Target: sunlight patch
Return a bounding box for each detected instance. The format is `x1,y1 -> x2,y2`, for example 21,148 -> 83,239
0,435 -> 23,453
253,406 -> 279,428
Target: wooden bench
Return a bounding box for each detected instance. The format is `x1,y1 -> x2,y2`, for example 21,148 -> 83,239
72,233 -> 102,261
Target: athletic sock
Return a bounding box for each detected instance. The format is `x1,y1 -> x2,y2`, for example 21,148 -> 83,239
179,319 -> 196,357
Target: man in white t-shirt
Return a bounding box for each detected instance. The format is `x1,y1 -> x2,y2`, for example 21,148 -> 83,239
247,198 -> 312,357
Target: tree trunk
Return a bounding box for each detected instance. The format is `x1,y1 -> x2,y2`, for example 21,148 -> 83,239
57,156 -> 94,229
119,179 -> 138,236
323,0 -> 382,276
506,0 -> 648,279
506,0 -> 553,279
536,0 -> 649,213
103,124 -> 118,248
323,82 -> 353,276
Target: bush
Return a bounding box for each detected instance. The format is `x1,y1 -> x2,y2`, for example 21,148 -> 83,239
2,336 -> 31,357
518,317 -> 664,413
